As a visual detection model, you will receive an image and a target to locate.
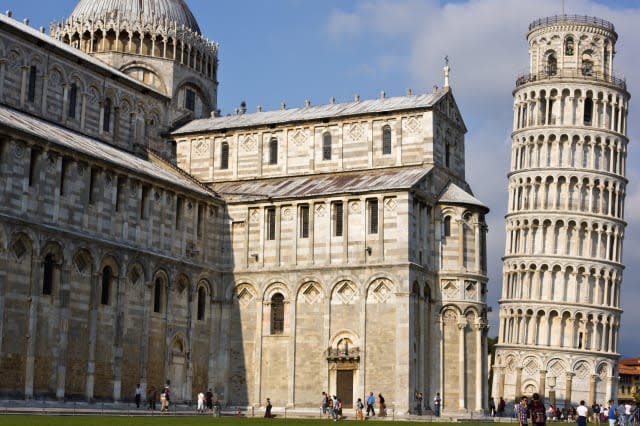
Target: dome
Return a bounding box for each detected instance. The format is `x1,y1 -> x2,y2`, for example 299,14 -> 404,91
69,0 -> 201,34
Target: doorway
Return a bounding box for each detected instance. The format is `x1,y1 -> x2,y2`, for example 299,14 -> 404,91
336,369 -> 354,407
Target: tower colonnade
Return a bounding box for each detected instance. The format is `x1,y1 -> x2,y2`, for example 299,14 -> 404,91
493,14 -> 630,408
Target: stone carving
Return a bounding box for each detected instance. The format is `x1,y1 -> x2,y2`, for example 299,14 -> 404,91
368,278 -> 394,304
348,123 -> 365,142
574,361 -> 590,379
13,144 -> 24,159
241,134 -> 256,152
442,280 -> 458,299
465,281 -> 477,299
236,286 -> 256,306
73,254 -> 90,276
249,209 -> 259,223
194,139 -> 209,156
282,208 -> 292,221
349,201 -> 361,213
333,281 -> 356,305
291,128 -> 308,147
315,203 -> 326,217
299,282 -> 321,304
403,116 -> 422,134
11,239 -> 27,261
384,198 -> 397,211
523,357 -> 539,375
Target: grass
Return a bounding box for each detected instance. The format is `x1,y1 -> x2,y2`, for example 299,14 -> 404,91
0,416 -> 485,426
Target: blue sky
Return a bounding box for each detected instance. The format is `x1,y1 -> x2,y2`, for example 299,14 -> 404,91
5,0 -> 640,357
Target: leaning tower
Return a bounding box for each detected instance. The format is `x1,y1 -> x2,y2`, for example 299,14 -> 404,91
492,15 -> 630,408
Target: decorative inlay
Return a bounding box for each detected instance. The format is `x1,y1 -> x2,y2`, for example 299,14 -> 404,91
129,266 -> 142,288
315,204 -> 326,217
350,201 -> 361,213
77,164 -> 85,177
597,364 -> 608,379
236,286 -> 256,306
249,209 -> 259,223
368,278 -> 394,304
49,70 -> 62,88
299,282 -> 321,304
74,255 -> 89,275
154,191 -> 161,201
241,134 -> 256,152
574,361 -> 590,379
282,208 -> 292,221
442,280 -> 458,299
403,116 -> 422,134
443,309 -> 458,323
384,198 -> 397,211
348,123 -> 365,142
333,281 -> 356,305
14,144 -> 24,159
506,356 -> 517,373
194,139 -> 209,156
465,280 -> 477,299
105,174 -> 113,188
548,360 -> 565,377
12,239 -> 27,260
524,358 -> 539,375
47,154 -> 56,171
291,129 -> 308,147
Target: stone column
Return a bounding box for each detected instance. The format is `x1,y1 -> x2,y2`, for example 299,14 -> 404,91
458,320 -> 467,410
539,370 -> 546,399
40,74 -> 49,115
86,272 -> 100,401
0,60 -> 6,99
457,220 -> 464,267
588,375 -> 597,405
56,265 -> 71,400
514,367 -> 523,399
287,297 -> 296,407
112,275 -> 126,401
139,281 -> 153,395
19,65 -> 28,107
25,254 -> 43,399
497,367 -> 505,400
475,322 -> 483,411
564,372 -> 574,407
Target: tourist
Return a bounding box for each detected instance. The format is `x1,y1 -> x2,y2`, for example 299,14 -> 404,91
197,390 -> 205,413
516,396 -> 529,426
134,383 -> 142,408
206,388 -> 213,411
608,400 -> 618,426
356,397 -> 364,420
264,397 -> 273,418
498,396 -> 506,417
366,392 -> 376,417
147,385 -> 157,411
592,402 -> 602,425
577,400 -> 589,426
378,393 -> 387,417
322,392 -> 329,417
531,393 -> 546,426
434,392 -> 442,417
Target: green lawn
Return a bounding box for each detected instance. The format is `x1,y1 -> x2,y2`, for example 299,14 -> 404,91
0,416 -> 483,426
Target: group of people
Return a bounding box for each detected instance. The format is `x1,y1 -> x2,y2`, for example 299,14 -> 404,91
512,395 -> 638,426
320,392 -> 345,421
196,388 -> 220,414
318,391 -> 388,421
132,384 -> 172,412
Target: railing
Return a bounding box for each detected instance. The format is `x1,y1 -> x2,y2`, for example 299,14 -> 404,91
327,346 -> 360,361
515,69 -> 627,91
529,15 -> 615,32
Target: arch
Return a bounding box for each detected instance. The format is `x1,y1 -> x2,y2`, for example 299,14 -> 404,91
220,141 -> 229,169
322,131 -> 332,160
152,269 -> 170,313
296,280 -> 323,305
270,293 -> 285,335
382,125 -> 392,155
269,137 -> 278,165
545,50 -> 558,76
331,279 -> 359,305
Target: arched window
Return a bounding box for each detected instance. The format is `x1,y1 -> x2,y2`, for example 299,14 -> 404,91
443,216 -> 451,237
582,60 -> 594,77
101,266 -> 112,305
27,65 -> 37,103
269,137 -> 278,165
445,142 -> 452,168
197,287 -> 207,321
565,37 -> 574,56
584,98 -> 593,125
153,278 -> 163,313
42,254 -> 55,295
102,97 -> 112,132
220,142 -> 229,169
270,293 -> 284,335
68,84 -> 78,119
382,125 -> 392,155
546,54 -> 557,76
322,132 -> 332,160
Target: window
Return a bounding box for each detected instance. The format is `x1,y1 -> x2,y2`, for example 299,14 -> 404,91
27,65 -> 37,103
332,201 -> 344,237
68,83 -> 78,119
101,266 -> 112,305
102,97 -> 112,132
322,132 -> 332,160
565,37 -> 574,56
42,254 -> 54,295
59,158 -> 69,195
197,205 -> 205,238
266,207 -> 276,241
197,287 -> 206,321
28,148 -> 40,187
270,293 -> 284,335
584,98 -> 593,125
176,196 -> 183,229
153,278 -> 163,313
269,138 -> 278,165
445,142 -> 451,168
382,125 -> 392,155
546,54 -> 557,76
140,185 -> 149,219
185,88 -> 196,112
367,199 -> 379,234
443,216 -> 451,237
115,178 -> 125,212
89,168 -> 97,205
299,205 -> 309,238
582,60 -> 593,76
220,142 -> 229,169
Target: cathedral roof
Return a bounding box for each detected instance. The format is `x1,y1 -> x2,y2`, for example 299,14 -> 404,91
0,105 -> 216,198
69,0 -> 201,34
438,181 -> 488,210
212,166 -> 434,202
173,90 -> 449,135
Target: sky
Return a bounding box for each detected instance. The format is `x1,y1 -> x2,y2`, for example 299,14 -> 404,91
4,0 -> 639,357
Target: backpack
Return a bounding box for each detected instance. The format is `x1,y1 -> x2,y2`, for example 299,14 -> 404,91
533,401 -> 546,423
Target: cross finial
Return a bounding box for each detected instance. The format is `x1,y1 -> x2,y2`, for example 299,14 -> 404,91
443,55 -> 451,88
445,55 -> 449,67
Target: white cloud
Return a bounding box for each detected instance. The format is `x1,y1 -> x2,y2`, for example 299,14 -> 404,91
327,0 -> 640,357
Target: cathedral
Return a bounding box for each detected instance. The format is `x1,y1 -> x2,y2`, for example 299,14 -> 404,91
0,0 -> 490,413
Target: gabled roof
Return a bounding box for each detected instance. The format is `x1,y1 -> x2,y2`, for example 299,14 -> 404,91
438,181 -> 488,211
0,105 -> 216,198
173,90 -> 449,135
213,166 -> 434,203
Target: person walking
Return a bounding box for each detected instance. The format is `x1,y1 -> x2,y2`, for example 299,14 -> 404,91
516,396 -> 529,426
378,393 -> 386,417
498,396 -> 506,417
356,398 -> 364,420
322,392 -> 329,418
366,392 -> 376,417
608,400 -> 618,426
332,395 -> 340,421
197,390 -> 205,414
206,388 -> 213,411
264,397 -> 273,418
416,392 -> 423,415
147,385 -> 157,411
134,383 -> 142,408
434,392 -> 442,417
